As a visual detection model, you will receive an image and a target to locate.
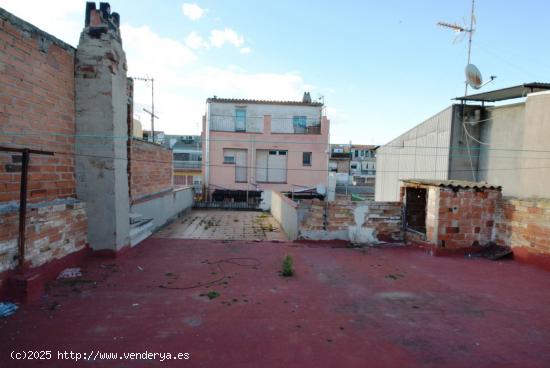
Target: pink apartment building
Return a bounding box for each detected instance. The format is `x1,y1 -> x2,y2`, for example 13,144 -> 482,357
202,93 -> 330,200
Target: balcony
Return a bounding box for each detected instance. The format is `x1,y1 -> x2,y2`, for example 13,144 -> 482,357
209,115 -> 322,134
173,161 -> 202,169
331,152 -> 351,159
210,115 -> 263,133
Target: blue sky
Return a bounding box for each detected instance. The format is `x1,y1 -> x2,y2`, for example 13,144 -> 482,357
2,0 -> 549,144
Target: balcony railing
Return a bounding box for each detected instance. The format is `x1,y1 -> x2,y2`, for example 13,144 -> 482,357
173,161 -> 202,169
210,115 -> 322,134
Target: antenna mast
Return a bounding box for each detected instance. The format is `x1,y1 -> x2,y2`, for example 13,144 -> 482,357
465,0 -> 475,97
437,0 -> 476,96
437,0 -> 478,181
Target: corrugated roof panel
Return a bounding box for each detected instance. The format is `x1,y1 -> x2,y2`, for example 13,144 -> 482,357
401,179 -> 502,190
454,83 -> 550,102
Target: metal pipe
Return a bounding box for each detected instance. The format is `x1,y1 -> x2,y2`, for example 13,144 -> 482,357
0,146 -> 53,270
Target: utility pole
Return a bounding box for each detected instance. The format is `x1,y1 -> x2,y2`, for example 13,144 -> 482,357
131,76 -> 157,142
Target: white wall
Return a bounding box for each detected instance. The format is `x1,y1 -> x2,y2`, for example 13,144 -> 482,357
478,92 -> 550,198
131,187 -> 194,231
270,191 -> 298,240
478,103 -> 525,196
375,106 -> 453,201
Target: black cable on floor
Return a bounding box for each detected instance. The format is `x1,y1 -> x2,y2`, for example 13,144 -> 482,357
158,257 -> 261,290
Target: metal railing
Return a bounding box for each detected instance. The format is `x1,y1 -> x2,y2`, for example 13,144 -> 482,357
173,161 -> 202,169
209,115 -> 322,134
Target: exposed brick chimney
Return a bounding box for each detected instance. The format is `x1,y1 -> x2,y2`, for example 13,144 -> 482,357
75,2 -> 130,252
84,2 -> 120,39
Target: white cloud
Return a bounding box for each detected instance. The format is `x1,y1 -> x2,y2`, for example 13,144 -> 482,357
122,26 -> 311,135
240,47 -> 251,54
181,3 -> 205,21
210,28 -> 244,48
122,24 -> 197,70
185,31 -> 210,50
0,2 -> 317,136
0,0 -> 82,46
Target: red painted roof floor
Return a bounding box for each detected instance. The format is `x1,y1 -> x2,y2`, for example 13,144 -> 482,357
1,238 -> 550,368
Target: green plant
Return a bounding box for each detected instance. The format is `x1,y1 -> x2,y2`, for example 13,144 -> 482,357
207,291 -> 220,300
281,255 -> 294,277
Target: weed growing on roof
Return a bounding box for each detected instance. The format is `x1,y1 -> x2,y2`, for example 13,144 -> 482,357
281,255 -> 294,277
207,291 -> 220,300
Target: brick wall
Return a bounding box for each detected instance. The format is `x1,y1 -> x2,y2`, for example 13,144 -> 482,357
495,197 -> 550,256
129,139 -> 173,202
0,10 -> 76,203
435,188 -> 499,249
298,199 -> 402,243
0,10 -> 88,278
0,200 -> 87,274
405,184 -> 501,251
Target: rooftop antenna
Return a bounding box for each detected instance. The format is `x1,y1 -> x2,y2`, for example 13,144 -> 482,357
437,0 -> 481,182
438,0 -> 476,97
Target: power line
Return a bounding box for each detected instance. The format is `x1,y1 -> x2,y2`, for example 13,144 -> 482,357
2,131 -> 550,154
2,142 -> 550,174
4,138 -> 550,160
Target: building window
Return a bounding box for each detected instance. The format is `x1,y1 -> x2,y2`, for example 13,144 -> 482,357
293,116 -> 307,134
235,108 -> 246,132
303,152 -> 312,166
354,150 -> 358,158
223,149 -> 236,164
351,163 -> 357,169
173,153 -> 190,161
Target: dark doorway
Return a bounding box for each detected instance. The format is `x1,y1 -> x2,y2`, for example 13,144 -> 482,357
405,187 -> 427,234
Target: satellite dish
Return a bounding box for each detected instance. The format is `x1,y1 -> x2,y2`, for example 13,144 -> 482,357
465,64 -> 483,89
316,184 -> 326,195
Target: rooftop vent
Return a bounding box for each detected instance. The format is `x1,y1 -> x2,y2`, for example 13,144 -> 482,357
302,92 -> 312,103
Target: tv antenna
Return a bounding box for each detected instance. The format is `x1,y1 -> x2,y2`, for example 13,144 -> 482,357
437,0 -> 488,182
438,0 -> 477,94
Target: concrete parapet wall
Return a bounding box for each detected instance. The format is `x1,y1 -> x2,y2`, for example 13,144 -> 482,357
131,187 -> 193,232
270,191 -> 298,240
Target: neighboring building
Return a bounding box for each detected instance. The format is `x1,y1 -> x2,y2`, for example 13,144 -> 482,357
163,135 -> 202,191
350,144 -> 378,185
202,93 -> 330,199
143,129 -> 165,145
375,83 -> 550,201
329,144 -> 351,184
329,143 -> 378,200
